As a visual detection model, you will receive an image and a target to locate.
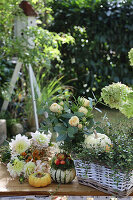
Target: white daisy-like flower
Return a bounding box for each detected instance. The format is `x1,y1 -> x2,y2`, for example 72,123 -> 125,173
9,134 -> 30,155
31,131 -> 51,149
23,161 -> 36,178
7,158 -> 25,178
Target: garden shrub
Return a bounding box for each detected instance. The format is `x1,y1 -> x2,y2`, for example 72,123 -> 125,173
48,0 -> 133,98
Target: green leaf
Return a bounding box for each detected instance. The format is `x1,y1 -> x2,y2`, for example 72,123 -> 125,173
74,112 -> 84,117
61,113 -> 74,118
56,134 -> 67,142
64,103 -> 70,113
86,118 -> 94,129
54,124 -> 67,134
68,126 -> 78,138
95,126 -> 104,133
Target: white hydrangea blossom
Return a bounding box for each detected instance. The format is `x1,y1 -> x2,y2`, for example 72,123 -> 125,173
7,158 -> 25,178
23,161 -> 36,178
31,131 -> 52,149
9,134 -> 30,155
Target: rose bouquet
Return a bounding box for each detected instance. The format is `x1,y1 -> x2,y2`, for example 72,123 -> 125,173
41,96 -> 103,149
0,131 -> 52,183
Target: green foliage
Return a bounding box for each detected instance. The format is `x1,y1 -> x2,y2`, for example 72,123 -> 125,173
24,76 -> 72,129
0,144 -> 11,164
0,0 -> 74,126
74,124 -> 133,174
0,59 -> 14,106
41,96 -> 95,143
101,82 -> 133,118
48,0 -> 133,98
128,48 -> 133,66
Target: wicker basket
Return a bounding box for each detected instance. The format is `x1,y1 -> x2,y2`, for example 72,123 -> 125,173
74,160 -> 133,197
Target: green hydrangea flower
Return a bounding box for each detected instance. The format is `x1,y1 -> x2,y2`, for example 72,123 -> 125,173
119,92 -> 133,118
101,82 -> 131,109
128,48 -> 133,66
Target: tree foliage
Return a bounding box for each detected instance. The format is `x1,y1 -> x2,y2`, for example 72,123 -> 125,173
48,0 -> 133,98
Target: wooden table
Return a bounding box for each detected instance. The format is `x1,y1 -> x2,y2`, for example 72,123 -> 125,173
0,163 -> 132,198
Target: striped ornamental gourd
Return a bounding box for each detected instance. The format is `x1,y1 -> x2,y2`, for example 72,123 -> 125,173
50,168 -> 76,184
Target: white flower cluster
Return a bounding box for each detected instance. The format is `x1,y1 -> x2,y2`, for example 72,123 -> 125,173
7,157 -> 25,178
31,131 -> 52,149
9,134 -> 30,156
7,131 -> 51,179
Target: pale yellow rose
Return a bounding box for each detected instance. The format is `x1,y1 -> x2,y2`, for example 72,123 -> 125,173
69,116 -> 79,127
78,124 -> 83,129
80,97 -> 90,107
78,106 -> 88,115
49,103 -> 63,113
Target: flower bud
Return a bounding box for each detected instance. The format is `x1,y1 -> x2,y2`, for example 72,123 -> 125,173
78,124 -> 83,129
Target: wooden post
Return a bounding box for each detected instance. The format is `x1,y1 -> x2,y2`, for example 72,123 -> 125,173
29,64 -> 39,130
1,61 -> 22,111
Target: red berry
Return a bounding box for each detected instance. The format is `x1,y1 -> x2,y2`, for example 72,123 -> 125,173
54,159 -> 60,165
60,160 -> 65,165
58,153 -> 66,160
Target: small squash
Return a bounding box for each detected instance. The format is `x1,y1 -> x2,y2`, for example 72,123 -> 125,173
28,172 -> 51,187
50,153 -> 76,183
84,130 -> 112,149
50,168 -> 76,184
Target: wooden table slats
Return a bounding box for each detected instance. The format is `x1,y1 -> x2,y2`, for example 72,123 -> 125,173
0,163 -> 132,197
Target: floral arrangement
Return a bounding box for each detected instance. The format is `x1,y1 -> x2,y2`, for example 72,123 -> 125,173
40,91 -> 133,177
41,96 -> 103,147
0,131 -> 52,183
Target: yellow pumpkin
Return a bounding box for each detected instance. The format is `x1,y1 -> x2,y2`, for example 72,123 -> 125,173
28,172 -> 51,187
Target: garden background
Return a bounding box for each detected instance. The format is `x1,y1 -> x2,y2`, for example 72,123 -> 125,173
0,0 -> 133,138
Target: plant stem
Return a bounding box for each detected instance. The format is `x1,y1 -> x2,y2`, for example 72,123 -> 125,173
94,129 -> 98,138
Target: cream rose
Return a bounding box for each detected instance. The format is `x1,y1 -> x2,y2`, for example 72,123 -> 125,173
69,116 -> 79,127
78,106 -> 88,115
49,103 -> 63,113
80,97 -> 90,107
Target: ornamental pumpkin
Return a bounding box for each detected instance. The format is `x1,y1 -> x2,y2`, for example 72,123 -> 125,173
84,130 -> 112,149
50,168 -> 76,184
28,172 -> 51,187
50,153 -> 76,183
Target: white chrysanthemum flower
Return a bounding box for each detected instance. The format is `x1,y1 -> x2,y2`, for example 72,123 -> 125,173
23,161 -> 36,178
9,134 -> 30,155
7,158 -> 25,178
31,131 -> 51,149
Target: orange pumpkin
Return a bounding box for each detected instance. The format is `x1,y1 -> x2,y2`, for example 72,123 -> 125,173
28,172 -> 51,187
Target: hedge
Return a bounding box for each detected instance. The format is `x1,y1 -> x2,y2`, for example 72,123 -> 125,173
48,0 -> 133,98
